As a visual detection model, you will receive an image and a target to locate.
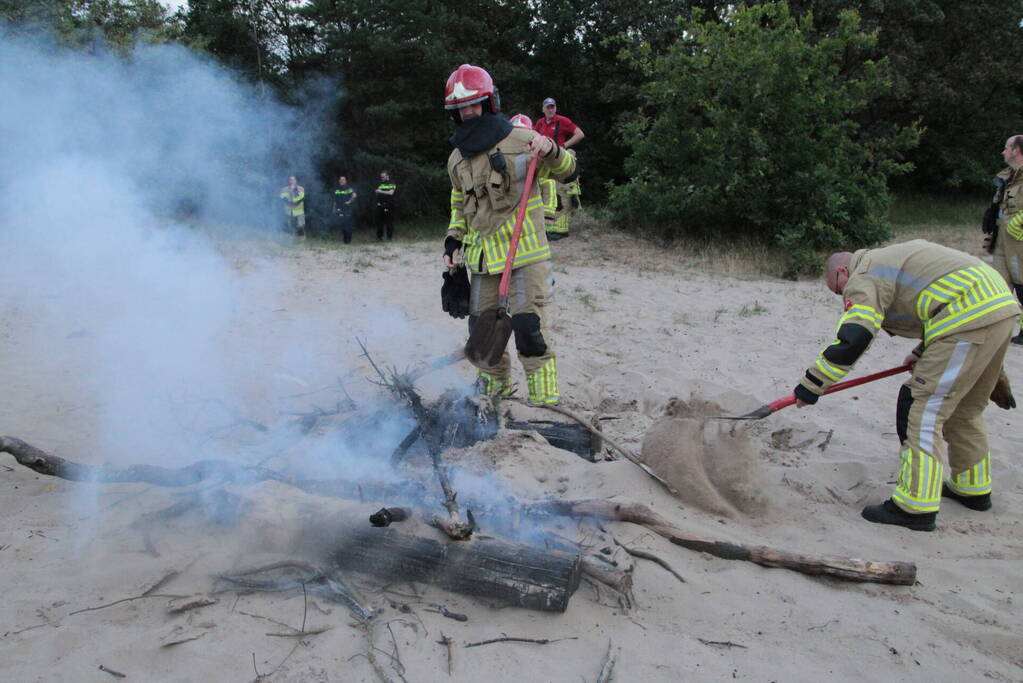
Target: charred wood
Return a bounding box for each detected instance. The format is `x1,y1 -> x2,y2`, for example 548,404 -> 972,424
312,524 -> 582,613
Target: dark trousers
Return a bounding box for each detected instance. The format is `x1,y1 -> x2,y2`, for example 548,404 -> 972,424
376,206 -> 394,240
334,213 -> 353,243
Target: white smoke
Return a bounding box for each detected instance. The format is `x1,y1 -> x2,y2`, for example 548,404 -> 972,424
0,32 -> 346,466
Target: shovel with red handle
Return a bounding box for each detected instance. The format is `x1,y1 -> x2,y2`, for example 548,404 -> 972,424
464,155 -> 541,366
718,363 -> 913,420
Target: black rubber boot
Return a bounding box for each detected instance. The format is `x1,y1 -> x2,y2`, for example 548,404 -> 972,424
861,499 -> 936,531
1011,332 -> 1023,346
941,484 -> 992,511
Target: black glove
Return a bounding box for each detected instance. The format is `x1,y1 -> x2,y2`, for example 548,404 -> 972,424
441,266 -> 471,319
444,236 -> 463,259
793,384 -> 819,405
990,374 -> 1016,410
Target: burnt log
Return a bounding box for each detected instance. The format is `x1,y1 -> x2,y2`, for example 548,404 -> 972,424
505,420 -> 598,461
314,525 -> 582,612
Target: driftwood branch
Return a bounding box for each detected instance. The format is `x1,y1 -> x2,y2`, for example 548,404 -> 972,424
532,499 -> 916,586
0,435 -> 426,503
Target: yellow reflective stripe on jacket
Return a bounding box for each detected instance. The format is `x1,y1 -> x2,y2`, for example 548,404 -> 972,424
280,190 -> 305,216
1007,211 -> 1023,240
814,357 -> 846,382
546,149 -> 574,176
475,195 -> 549,274
917,266 -> 1017,344
448,188 -> 467,232
838,304 -> 882,331
539,178 -> 557,218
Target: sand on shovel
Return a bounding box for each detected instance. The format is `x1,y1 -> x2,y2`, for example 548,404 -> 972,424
640,397 -> 769,518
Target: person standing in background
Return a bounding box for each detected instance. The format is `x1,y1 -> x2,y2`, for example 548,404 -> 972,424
332,174 -> 357,244
375,170 -> 397,241
279,175 -> 305,238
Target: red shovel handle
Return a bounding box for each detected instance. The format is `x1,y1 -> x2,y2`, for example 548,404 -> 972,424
769,363 -> 914,413
497,154 -> 541,300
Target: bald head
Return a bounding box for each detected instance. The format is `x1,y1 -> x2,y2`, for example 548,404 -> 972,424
825,251 -> 853,295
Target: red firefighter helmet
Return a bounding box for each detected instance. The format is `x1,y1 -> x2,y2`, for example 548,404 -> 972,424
444,64 -> 500,113
509,113 -> 533,129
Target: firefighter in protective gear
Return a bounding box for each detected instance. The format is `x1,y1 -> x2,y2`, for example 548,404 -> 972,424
441,65 -> 578,405
539,148 -> 579,240
534,98 -> 583,240
990,134 -> 1023,344
512,114 -> 559,228
280,175 -> 305,238
794,240 -> 1020,531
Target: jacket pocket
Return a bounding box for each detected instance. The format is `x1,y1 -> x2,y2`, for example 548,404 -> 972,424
487,169 -> 513,215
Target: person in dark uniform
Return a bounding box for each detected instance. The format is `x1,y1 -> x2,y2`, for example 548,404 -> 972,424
332,174 -> 357,244
375,170 -> 397,241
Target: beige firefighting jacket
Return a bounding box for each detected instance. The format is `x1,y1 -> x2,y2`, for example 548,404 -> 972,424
799,240 -> 1020,398
446,127 -> 577,275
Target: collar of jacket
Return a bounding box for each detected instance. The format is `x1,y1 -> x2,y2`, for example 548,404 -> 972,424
449,112 -> 513,157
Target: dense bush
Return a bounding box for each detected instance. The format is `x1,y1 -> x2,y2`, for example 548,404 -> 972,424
609,2 -> 919,276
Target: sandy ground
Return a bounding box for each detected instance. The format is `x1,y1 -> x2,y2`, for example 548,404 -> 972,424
2,226 -> 1022,683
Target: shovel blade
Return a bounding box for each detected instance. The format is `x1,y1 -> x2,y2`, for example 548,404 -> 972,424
715,404 -> 773,420
464,310 -> 513,367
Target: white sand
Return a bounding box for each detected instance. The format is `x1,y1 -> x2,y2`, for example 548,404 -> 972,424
2,228 -> 1021,682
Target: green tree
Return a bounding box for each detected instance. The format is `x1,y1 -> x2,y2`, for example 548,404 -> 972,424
609,2 -> 918,275
1,0 -> 178,48
786,0 -> 1023,192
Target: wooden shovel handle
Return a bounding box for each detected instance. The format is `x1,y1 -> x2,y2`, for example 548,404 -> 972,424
771,363 -> 914,413
497,154 -> 541,299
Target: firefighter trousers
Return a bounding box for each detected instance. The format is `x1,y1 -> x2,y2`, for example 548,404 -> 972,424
892,316 -> 1016,514
467,260 -> 558,404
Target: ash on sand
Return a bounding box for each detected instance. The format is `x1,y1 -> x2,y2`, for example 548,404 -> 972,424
641,397 -> 769,518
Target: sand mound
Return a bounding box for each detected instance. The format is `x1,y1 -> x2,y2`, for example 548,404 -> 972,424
640,397 -> 768,518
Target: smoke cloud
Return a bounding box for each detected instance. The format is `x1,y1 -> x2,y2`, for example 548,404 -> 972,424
0,31 -> 353,466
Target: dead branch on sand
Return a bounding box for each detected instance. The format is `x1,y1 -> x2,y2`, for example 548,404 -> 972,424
0,435 -> 425,502
357,338 -> 474,540
530,499 -> 917,586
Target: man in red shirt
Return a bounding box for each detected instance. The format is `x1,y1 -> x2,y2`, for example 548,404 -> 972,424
533,98 -> 584,149
533,98 -> 583,239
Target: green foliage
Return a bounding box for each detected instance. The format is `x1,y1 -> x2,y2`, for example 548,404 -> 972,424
787,0 -> 1023,192
1,0 -> 178,49
609,2 -> 919,276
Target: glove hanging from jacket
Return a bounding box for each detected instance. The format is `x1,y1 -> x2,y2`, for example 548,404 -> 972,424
990,370 -> 1016,410
441,265 -> 471,319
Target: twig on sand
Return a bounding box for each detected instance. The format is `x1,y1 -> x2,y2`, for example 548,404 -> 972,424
70,593 -> 184,616
266,628 -> 331,637
697,638 -> 747,649
167,597 -> 218,614
595,639 -> 617,683
98,664 -> 126,679
143,570 -> 180,596
437,632 -> 453,676
465,636 -> 578,648
621,546 -> 686,584
818,429 -> 834,453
